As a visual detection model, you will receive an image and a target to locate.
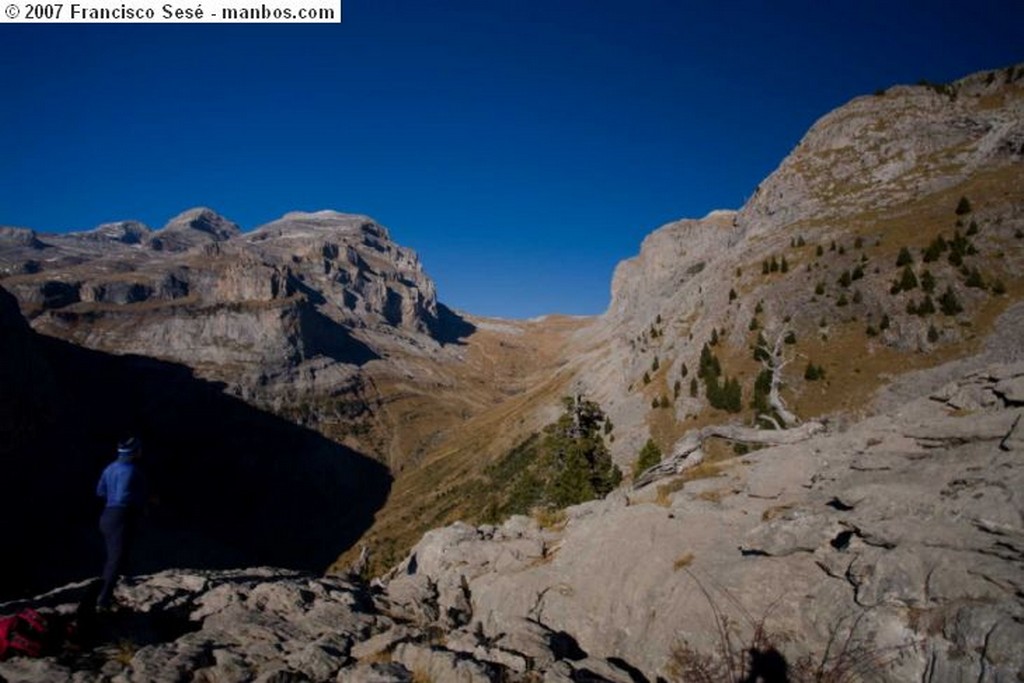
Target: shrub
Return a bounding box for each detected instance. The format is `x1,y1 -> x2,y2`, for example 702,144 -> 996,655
749,317 -> 760,331
896,246 -> 914,267
660,395 -> 671,409
755,300 -> 764,314
838,270 -> 851,288
710,328 -> 719,346
689,377 -> 698,397
917,295 -> 935,316
816,244 -> 824,257
836,293 -> 849,307
652,356 -> 661,371
652,397 -> 660,409
729,288 -> 737,302
927,325 -> 939,342
643,372 -> 651,385
815,282 -> 825,296
680,362 -> 688,377
966,220 -> 979,236
797,236 -> 806,246
770,256 -> 779,273
781,256 -> 789,273
674,379 -> 682,399
804,363 -> 825,381
633,438 -> 663,478
851,264 -> 864,281
866,325 -> 878,337
762,260 -> 770,275
879,313 -> 890,330
992,279 -> 1007,295
964,267 -> 985,289
783,331 -> 796,345
853,236 -> 864,249
852,289 -> 863,304
955,196 -> 972,215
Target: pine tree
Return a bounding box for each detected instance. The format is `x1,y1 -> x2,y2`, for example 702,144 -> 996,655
921,270 -> 936,293
896,246 -> 914,267
543,396 -> 622,508
939,286 -> 963,315
899,265 -> 918,291
633,439 -> 662,478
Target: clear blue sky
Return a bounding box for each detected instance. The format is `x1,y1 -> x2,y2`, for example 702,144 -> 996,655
2,2 -> 1022,318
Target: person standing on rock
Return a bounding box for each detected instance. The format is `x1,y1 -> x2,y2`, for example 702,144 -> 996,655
94,437 -> 148,611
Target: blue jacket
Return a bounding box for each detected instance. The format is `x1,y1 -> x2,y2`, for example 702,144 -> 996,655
97,456 -> 148,508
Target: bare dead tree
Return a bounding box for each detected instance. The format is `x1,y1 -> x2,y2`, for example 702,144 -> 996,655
633,421 -> 826,489
755,328 -> 799,429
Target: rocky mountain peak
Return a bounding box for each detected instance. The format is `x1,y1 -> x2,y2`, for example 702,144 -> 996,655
73,220 -> 152,245
161,207 -> 241,238
149,207 -> 241,252
739,63 -> 1024,237
0,226 -> 44,249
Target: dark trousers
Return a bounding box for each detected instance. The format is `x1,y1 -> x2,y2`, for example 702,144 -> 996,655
98,506 -> 138,607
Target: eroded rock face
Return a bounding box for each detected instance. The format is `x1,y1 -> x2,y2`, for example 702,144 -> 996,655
570,66 -> 1024,466
374,351 -> 1024,682
0,209 -> 447,410
0,567 -> 636,683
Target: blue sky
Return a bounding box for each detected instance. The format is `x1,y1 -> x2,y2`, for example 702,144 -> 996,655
2,2 -> 1022,318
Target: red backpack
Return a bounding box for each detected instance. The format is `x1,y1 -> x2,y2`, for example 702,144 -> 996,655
0,608 -> 51,660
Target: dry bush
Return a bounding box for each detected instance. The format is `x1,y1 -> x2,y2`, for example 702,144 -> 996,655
664,572 -> 914,683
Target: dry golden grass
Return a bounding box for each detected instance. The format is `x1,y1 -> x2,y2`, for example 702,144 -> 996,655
761,503 -> 796,522
696,488 -> 732,504
410,669 -> 434,683
532,507 -> 568,531
673,552 -> 695,571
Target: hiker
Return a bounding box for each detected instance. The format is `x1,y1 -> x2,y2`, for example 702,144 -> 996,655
94,437 -> 148,611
